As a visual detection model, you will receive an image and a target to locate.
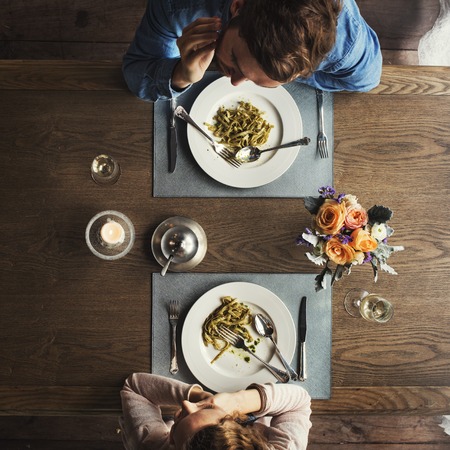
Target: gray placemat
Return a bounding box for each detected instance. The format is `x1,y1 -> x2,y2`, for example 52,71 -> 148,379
151,273 -> 332,399
153,72 -> 333,197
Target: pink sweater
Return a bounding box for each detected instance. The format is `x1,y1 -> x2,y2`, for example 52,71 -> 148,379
120,373 -> 311,450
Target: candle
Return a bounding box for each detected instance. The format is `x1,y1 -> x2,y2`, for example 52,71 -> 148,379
100,220 -> 125,246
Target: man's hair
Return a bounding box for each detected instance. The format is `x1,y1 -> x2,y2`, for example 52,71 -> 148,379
238,0 -> 342,82
185,415 -> 272,450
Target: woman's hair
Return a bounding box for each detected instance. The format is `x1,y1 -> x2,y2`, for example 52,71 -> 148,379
237,0 -> 343,82
185,414 -> 272,450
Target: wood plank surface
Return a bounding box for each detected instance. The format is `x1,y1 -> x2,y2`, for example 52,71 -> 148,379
0,60 -> 449,450
357,0 -> 440,49
1,414 -> 449,448
0,0 -> 441,64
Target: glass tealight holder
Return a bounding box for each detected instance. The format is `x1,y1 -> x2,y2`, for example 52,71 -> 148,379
85,210 -> 135,260
91,154 -> 121,185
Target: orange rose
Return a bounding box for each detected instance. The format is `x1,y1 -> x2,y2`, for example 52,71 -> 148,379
325,238 -> 356,265
350,228 -> 378,252
315,199 -> 346,235
345,204 -> 368,230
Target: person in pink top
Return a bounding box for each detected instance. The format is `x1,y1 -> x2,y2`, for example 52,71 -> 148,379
120,373 -> 312,449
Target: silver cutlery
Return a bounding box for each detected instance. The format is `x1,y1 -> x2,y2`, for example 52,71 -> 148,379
160,241 -> 180,276
234,137 -> 311,163
169,300 -> 179,374
298,296 -> 307,381
173,105 -> 241,168
316,89 -> 329,158
217,325 -> 290,383
253,314 -> 299,380
169,98 -> 178,173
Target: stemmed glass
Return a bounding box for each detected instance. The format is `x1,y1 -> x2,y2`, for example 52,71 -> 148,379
344,288 -> 394,323
91,154 -> 121,185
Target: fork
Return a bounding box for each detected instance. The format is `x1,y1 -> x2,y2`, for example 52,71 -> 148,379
316,89 -> 329,158
174,105 -> 241,168
217,325 -> 290,383
169,300 -> 179,374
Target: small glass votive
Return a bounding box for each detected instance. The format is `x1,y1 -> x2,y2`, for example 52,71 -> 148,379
91,154 -> 121,185
85,210 -> 135,260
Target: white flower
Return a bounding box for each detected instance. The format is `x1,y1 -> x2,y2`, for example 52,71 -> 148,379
353,251 -> 365,265
342,194 -> 359,208
371,222 -> 388,241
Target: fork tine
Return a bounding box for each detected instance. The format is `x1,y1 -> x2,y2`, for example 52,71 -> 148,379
217,325 -> 237,343
169,300 -> 179,318
216,148 -> 241,168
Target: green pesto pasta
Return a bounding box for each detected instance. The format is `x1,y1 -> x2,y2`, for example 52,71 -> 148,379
202,296 -> 253,364
205,101 -> 274,152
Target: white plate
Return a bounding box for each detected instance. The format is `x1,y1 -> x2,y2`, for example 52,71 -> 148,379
181,282 -> 296,392
187,77 -> 303,188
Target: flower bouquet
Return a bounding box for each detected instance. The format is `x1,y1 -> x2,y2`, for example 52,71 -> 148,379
297,186 -> 404,292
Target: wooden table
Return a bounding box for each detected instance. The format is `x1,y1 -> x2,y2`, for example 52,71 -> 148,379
0,62 -> 449,445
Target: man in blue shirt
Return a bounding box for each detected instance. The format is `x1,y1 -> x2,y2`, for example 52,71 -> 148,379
123,0 -> 382,102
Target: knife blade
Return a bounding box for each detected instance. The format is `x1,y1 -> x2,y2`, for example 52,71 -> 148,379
298,296 -> 307,381
169,97 -> 177,173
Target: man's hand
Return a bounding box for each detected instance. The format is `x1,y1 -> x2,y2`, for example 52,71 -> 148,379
172,17 -> 222,90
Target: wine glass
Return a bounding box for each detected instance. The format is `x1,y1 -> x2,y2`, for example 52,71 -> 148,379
91,154 -> 121,185
344,288 -> 394,323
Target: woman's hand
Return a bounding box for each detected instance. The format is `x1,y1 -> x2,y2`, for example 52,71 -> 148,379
188,386 -> 213,403
172,17 -> 222,89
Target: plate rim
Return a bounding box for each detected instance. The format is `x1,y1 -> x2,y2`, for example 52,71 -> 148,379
187,77 -> 303,188
181,281 -> 296,392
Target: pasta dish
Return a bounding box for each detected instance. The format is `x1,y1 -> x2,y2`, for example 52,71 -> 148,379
205,101 -> 273,152
202,296 -> 253,363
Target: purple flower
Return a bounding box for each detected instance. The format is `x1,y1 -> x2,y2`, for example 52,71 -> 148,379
318,186 -> 335,198
337,193 -> 346,203
363,253 -> 373,263
339,234 -> 353,245
296,235 -> 311,246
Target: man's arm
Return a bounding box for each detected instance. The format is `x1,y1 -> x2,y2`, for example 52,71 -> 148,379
298,0 -> 382,92
122,1 -> 222,101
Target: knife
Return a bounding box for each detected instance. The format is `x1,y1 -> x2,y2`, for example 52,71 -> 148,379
298,296 -> 307,381
169,97 -> 177,173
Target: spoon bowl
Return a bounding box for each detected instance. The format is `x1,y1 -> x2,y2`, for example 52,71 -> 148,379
235,137 -> 310,163
253,313 -> 299,380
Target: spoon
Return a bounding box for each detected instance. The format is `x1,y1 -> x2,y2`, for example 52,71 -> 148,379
160,226 -> 198,276
253,313 -> 299,380
235,137 -> 311,163
160,242 -> 180,276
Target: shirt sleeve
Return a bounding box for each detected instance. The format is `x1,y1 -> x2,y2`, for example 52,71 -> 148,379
248,382 -> 312,450
119,373 -> 203,450
297,0 -> 382,92
122,1 -> 186,102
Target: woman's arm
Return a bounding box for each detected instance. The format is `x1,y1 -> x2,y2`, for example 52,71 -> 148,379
120,373 -> 207,449
203,388 -> 262,415
252,383 -> 312,450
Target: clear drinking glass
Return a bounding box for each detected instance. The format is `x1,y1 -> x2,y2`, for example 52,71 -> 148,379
91,154 -> 121,185
344,288 -> 394,323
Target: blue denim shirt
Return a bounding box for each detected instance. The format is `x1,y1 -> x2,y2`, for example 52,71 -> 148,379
123,0 -> 382,101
